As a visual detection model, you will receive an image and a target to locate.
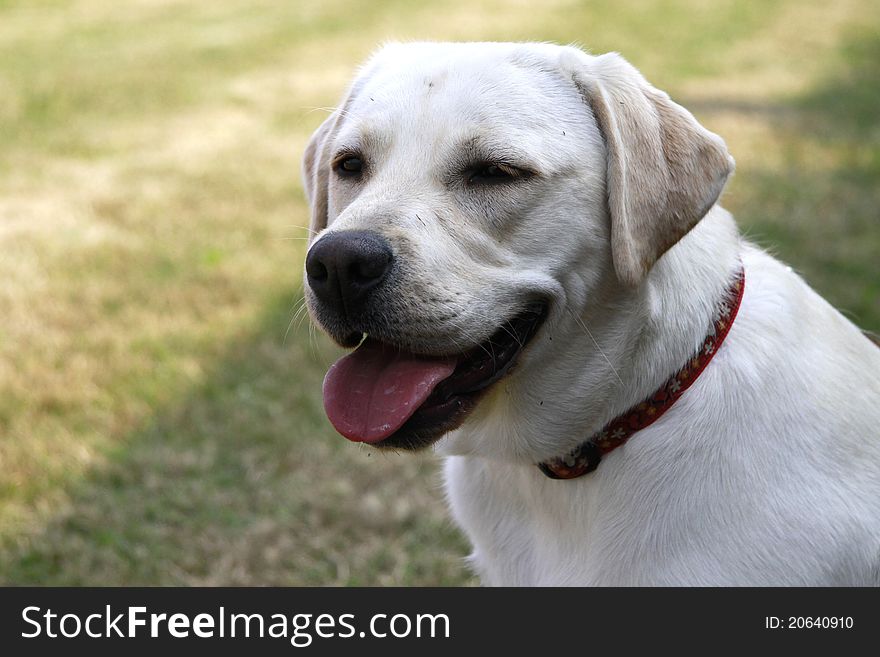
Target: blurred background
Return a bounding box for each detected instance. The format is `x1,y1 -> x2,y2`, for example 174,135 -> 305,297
0,0 -> 877,585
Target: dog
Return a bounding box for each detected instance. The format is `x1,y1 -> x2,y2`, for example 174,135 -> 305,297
301,42 -> 880,585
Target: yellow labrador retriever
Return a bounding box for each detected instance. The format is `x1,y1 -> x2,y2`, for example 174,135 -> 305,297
302,42 -> 880,585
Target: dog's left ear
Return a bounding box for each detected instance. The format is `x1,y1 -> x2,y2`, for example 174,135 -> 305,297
566,51 -> 735,286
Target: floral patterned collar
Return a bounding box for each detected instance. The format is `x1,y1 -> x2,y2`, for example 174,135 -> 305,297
538,266 -> 746,480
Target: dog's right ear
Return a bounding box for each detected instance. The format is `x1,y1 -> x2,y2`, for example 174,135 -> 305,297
301,78 -> 364,242
302,115 -> 336,240
302,111 -> 342,241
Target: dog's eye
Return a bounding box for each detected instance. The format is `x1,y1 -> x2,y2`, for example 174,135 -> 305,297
334,155 -> 364,177
467,163 -> 522,185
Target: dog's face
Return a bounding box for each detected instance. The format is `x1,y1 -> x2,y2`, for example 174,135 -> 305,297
302,42 -> 733,460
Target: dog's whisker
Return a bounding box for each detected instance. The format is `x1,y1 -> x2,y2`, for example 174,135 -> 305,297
284,299 -> 310,347
303,106 -> 337,115
310,321 -> 322,362
283,223 -> 319,235
307,318 -> 335,367
293,302 -> 312,335
433,304 -> 497,361
566,306 -> 624,387
497,322 -> 524,350
303,105 -> 354,119
444,321 -> 489,361
449,306 -> 524,350
452,303 -> 525,350
282,312 -> 298,348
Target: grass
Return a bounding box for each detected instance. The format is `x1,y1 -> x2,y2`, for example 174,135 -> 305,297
0,0 -> 877,585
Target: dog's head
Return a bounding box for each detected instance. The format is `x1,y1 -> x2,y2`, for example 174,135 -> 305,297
302,42 -> 733,458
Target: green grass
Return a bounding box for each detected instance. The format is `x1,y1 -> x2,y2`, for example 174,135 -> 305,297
0,0 -> 877,584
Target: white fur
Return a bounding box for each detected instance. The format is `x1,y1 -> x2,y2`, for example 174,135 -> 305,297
303,42 -> 880,586
444,233 -> 880,585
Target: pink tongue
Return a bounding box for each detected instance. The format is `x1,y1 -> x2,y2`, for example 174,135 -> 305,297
322,340 -> 456,443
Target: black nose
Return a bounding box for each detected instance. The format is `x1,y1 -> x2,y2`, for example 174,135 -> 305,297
305,230 -> 393,317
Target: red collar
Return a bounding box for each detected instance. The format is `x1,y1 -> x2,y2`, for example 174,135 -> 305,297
538,266 -> 746,480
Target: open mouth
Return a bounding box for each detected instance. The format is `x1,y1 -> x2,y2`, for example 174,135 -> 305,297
321,301 -> 549,450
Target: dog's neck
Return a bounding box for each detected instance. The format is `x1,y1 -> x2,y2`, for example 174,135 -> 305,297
438,206 -> 743,465
540,262 -> 745,478
613,208 -> 742,410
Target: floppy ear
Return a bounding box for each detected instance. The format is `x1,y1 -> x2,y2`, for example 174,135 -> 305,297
301,77 -> 365,242
302,112 -> 341,241
569,52 -> 735,286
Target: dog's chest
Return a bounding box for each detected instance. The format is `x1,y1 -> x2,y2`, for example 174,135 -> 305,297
444,455 -> 617,586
